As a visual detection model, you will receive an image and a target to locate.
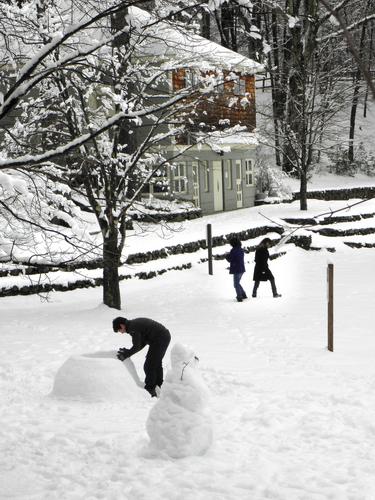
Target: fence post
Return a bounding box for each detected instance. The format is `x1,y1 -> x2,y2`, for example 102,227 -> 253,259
207,224 -> 213,275
327,263 -> 334,352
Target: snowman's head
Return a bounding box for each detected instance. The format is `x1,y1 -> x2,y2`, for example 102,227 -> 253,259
170,343 -> 199,370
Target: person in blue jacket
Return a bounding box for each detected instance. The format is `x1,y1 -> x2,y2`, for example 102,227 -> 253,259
225,237 -> 247,302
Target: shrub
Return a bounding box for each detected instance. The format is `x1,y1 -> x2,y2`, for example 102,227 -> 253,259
254,160 -> 292,199
327,143 -> 375,176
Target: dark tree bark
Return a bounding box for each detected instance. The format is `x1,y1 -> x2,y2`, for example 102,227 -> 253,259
97,8 -> 136,310
102,228 -> 122,311
348,0 -> 371,162
363,25 -> 374,118
214,1 -> 239,50
201,4 -> 211,39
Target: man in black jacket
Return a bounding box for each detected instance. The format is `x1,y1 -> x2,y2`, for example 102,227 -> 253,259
252,237 -> 281,298
112,317 -> 171,397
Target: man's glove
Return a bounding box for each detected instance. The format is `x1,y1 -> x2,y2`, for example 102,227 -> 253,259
117,348 -> 130,361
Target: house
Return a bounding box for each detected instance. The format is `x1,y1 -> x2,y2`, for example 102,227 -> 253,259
0,6 -> 263,217
130,8 -> 263,215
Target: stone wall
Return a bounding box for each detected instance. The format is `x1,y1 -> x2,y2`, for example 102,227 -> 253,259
0,224 -> 283,297
292,186 -> 375,201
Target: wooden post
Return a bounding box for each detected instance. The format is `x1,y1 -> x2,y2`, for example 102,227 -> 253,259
327,263 -> 334,352
207,223 -> 213,275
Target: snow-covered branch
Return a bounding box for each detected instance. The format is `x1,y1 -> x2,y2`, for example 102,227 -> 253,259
318,14 -> 375,42
318,0 -> 375,99
0,89 -> 192,170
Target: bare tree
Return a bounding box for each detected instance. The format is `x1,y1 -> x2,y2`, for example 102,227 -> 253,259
195,0 -> 375,210
318,0 -> 375,100
0,0 -> 242,308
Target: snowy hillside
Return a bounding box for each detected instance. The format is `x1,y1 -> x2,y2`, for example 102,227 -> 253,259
1,197 -> 375,499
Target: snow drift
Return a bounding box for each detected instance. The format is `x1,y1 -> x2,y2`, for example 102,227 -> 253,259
51,350 -> 145,402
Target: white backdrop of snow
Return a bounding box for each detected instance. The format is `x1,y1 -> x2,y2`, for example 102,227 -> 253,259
1,198 -> 375,498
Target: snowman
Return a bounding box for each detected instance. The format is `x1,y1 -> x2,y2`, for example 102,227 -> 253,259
146,343 -> 213,458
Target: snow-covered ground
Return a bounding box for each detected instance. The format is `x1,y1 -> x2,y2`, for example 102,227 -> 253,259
285,171 -> 375,193
1,198 -> 375,500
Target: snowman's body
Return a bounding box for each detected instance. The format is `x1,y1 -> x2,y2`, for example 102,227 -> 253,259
146,343 -> 213,458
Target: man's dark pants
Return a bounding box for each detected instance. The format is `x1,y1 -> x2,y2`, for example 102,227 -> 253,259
144,331 -> 171,393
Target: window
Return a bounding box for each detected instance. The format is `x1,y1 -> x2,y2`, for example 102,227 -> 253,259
202,161 -> 209,192
151,166 -> 169,194
173,162 -> 187,193
185,70 -> 200,89
225,160 -> 233,189
245,159 -> 254,186
216,81 -> 225,94
233,76 -> 246,96
235,160 -> 242,180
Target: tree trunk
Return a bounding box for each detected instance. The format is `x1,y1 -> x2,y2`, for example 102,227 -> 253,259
348,0 -> 370,161
263,8 -> 284,167
201,5 -> 211,39
299,170 -> 308,210
241,2 -> 262,60
218,1 -> 238,51
364,24 -> 374,118
99,8 -> 135,309
348,81 -> 361,162
103,233 -> 121,309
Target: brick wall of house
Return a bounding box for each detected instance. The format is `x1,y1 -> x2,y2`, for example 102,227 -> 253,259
172,69 -> 256,138
172,69 -> 187,91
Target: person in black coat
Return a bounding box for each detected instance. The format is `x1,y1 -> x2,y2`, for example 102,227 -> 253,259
225,237 -> 247,302
252,238 -> 281,298
112,317 -> 171,397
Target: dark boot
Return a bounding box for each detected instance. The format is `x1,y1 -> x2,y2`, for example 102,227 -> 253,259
146,387 -> 157,397
270,278 -> 281,297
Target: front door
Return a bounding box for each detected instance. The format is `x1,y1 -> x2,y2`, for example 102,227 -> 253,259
192,162 -> 200,208
235,160 -> 243,208
212,160 -> 223,211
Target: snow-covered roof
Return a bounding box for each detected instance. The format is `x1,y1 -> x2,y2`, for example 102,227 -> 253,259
199,127 -> 259,153
128,7 -> 263,75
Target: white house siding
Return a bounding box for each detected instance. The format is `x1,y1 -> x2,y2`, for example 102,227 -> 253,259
167,144 -> 257,215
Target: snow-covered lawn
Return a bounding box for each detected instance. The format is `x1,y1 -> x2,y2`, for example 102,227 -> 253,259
285,171 -> 375,193
1,199 -> 375,499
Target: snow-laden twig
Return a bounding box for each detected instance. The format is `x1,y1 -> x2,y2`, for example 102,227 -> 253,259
259,197 -> 373,251
0,90 -> 192,170
318,0 -> 375,99
313,198 -> 373,220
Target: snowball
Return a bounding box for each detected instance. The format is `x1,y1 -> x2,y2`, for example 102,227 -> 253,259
51,351 -> 146,402
146,343 -> 213,458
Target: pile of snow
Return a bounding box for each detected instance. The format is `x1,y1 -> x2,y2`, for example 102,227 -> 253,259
146,343 -> 213,458
51,350 -> 146,402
